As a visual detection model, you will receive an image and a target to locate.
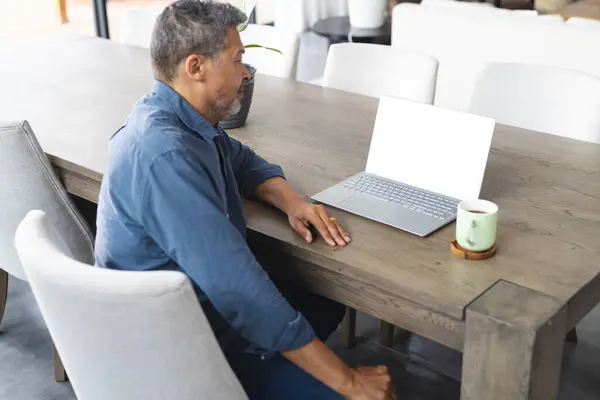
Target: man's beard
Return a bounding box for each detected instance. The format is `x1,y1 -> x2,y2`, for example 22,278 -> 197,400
227,98 -> 242,116
213,88 -> 243,121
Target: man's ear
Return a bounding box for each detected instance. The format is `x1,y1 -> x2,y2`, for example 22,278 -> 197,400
183,54 -> 210,82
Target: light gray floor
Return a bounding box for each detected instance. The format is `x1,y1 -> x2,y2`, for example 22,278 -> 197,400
3,32 -> 600,400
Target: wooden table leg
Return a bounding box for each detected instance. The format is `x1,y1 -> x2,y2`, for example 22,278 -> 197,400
56,0 -> 68,24
0,269 -> 7,326
341,307 -> 356,348
52,342 -> 68,382
461,280 -> 566,400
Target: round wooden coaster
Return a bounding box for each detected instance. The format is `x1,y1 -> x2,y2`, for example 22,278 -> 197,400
450,239 -> 496,260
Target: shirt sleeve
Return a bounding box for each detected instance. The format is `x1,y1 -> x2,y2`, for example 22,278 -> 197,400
219,128 -> 285,198
140,149 -> 315,353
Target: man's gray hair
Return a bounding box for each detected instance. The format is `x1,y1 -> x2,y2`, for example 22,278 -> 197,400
150,0 -> 247,82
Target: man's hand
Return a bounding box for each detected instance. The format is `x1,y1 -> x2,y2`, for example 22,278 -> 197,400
282,338 -> 394,400
286,198 -> 351,247
254,177 -> 351,247
340,366 -> 396,400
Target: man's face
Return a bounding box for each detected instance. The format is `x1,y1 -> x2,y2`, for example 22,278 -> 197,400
204,28 -> 250,121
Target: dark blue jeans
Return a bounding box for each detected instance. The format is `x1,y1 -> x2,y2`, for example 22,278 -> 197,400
224,281 -> 346,399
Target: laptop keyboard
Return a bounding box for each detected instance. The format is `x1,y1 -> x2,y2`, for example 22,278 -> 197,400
344,174 -> 458,220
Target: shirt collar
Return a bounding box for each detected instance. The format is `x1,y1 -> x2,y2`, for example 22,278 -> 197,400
152,80 -> 218,141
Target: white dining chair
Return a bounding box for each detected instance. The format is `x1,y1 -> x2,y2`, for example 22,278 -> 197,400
119,3 -> 170,48
566,17 -> 600,28
391,3 -> 600,111
240,23 -> 301,79
420,0 -> 496,10
469,62 -> 600,143
14,210 -> 248,400
274,0 -> 348,33
0,121 -> 95,381
322,42 -> 439,103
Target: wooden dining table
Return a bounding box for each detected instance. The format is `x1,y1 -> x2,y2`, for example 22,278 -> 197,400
1,36 -> 600,400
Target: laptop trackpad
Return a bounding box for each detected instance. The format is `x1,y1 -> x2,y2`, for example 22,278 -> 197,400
338,194 -> 440,236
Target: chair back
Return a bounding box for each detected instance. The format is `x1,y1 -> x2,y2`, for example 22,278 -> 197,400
322,43 -> 439,103
119,4 -> 169,48
14,210 -> 248,400
240,23 -> 301,79
274,0 -> 348,33
566,17 -> 600,28
0,121 -> 94,280
391,3 -> 600,111
469,63 -> 600,143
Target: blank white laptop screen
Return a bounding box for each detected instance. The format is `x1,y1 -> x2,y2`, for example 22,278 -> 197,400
365,96 -> 496,200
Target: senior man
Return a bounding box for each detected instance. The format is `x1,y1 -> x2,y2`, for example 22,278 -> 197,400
94,1 -> 394,399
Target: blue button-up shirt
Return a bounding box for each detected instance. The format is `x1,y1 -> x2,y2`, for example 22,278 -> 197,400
95,80 -> 315,355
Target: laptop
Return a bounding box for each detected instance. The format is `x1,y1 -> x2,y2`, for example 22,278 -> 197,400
311,96 -> 496,237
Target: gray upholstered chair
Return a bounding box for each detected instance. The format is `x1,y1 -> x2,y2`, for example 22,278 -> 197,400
15,210 -> 248,400
0,121 -> 95,381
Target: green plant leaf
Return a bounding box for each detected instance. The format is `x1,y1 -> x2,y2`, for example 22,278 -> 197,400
237,2 -> 280,54
237,0 -> 256,32
244,44 -> 282,55
238,20 -> 249,32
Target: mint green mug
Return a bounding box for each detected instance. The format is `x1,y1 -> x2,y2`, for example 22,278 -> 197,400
456,200 -> 498,252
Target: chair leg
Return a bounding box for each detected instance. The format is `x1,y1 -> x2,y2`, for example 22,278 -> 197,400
379,321 -> 395,347
52,342 -> 68,382
0,269 -> 7,326
566,327 -> 578,343
1,269 -> 68,382
340,307 -> 357,348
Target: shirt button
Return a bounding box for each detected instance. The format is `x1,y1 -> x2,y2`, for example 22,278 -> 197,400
226,213 -> 230,220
